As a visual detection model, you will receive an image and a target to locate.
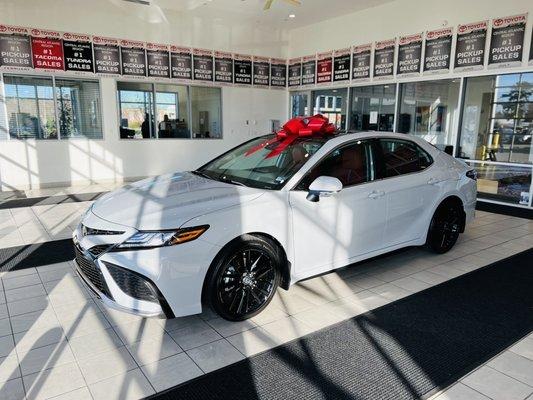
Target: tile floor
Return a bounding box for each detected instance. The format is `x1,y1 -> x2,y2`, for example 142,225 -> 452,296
0,187 -> 532,400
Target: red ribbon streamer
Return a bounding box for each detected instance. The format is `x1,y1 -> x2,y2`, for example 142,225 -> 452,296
246,114 -> 337,159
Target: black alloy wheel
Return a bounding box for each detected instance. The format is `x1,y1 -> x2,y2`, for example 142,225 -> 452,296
427,202 -> 462,254
207,236 -> 281,321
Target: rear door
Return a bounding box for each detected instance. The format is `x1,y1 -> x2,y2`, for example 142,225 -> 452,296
376,138 -> 441,246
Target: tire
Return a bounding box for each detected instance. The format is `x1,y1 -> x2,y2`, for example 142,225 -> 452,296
205,235 -> 281,321
426,201 -> 463,254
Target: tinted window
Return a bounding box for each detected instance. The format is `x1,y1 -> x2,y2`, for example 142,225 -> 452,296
297,140 -> 375,189
379,139 -> 433,177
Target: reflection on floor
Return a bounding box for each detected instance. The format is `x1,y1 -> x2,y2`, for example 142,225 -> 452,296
0,193 -> 532,399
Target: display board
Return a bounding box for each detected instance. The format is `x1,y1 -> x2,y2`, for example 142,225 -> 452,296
424,27 -> 453,73
234,54 -> 252,85
374,39 -> 395,78
316,51 -> 333,84
397,33 -> 422,76
488,14 -> 527,68
301,55 -> 316,86
146,42 -> 170,78
31,29 -> 64,71
352,43 -> 371,80
192,48 -> 213,82
253,56 -> 270,86
454,21 -> 487,71
288,57 -> 302,87
270,58 -> 287,88
0,25 -> 33,69
92,36 -> 121,75
120,39 -> 146,77
62,33 -> 94,73
214,51 -> 233,84
333,48 -> 350,82
170,46 -> 192,81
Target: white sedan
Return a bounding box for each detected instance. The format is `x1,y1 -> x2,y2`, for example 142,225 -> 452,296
73,116 -> 477,321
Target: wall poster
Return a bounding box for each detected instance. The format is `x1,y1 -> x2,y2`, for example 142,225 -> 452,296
397,33 -> 422,76
170,46 -> 192,80
488,14 -> 527,68
253,56 -> 270,86
316,51 -> 333,84
31,29 -> 64,71
288,57 -> 302,87
93,36 -> 121,75
214,51 -> 233,84
301,54 -> 316,85
270,58 -> 287,88
424,27 -> 453,73
234,54 -> 252,85
333,47 -> 350,82
0,25 -> 33,69
374,38 -> 395,78
146,42 -> 170,78
62,32 -> 93,73
120,39 -> 146,77
454,21 -> 487,71
352,43 -> 371,80
192,48 -> 213,82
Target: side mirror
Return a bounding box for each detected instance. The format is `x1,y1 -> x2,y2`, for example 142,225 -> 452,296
306,176 -> 343,202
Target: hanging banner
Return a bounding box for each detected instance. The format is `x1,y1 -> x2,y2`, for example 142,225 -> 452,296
170,46 -> 192,81
316,51 -> 333,84
288,57 -> 302,87
192,48 -> 213,82
488,14 -> 527,68
93,36 -> 121,75
352,43 -> 371,80
397,33 -> 422,76
253,56 -> 270,86
214,51 -> 233,84
120,39 -> 146,77
270,58 -> 287,88
31,29 -> 64,71
454,21 -> 487,71
374,38 -> 395,78
301,54 -> 316,86
234,54 -> 252,85
146,42 -> 170,78
424,27 -> 453,74
0,25 -> 33,70
62,32 -> 93,73
333,48 -> 350,82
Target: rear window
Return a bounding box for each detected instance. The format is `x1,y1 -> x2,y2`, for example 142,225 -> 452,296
379,139 -> 433,177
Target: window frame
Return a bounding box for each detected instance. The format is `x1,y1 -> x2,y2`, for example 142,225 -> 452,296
1,72 -> 104,141
374,137 -> 434,180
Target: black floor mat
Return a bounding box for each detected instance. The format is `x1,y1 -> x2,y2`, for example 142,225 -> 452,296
476,201 -> 533,220
0,239 -> 74,272
149,248 -> 533,400
0,192 -> 104,209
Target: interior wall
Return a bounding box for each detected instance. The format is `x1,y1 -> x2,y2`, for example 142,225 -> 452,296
0,0 -> 289,190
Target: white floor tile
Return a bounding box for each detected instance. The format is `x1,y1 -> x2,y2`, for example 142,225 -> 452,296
462,365 -> 533,400
186,339 -> 244,373
23,361 -> 86,400
141,352 -> 203,392
88,368 -> 155,400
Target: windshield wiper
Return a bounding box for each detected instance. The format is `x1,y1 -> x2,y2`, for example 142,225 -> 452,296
218,175 -> 246,186
191,170 -> 212,180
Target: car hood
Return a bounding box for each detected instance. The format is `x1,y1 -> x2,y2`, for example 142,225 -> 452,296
91,172 -> 264,230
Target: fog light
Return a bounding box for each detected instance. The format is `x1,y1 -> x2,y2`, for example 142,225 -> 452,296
104,262 -> 159,303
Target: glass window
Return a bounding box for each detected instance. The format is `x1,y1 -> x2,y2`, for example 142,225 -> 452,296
350,84 -> 396,132
190,86 -> 222,139
4,75 -> 57,139
379,139 -> 433,177
290,91 -> 309,118
155,84 -> 190,139
297,140 -> 375,189
117,82 -> 155,139
398,79 -> 460,150
459,73 -> 533,164
55,79 -> 102,139
312,88 -> 347,129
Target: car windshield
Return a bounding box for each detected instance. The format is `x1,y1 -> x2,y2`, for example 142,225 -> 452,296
196,134 -> 327,189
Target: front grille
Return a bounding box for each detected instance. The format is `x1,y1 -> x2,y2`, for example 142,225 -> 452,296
105,263 -> 158,303
88,244 -> 113,258
74,244 -> 113,299
82,225 -> 124,236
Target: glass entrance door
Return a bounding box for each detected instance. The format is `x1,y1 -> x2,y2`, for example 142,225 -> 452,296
290,91 -> 310,118
311,88 -> 348,129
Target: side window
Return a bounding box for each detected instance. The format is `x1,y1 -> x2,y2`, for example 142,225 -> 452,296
297,140 -> 375,189
379,139 -> 433,177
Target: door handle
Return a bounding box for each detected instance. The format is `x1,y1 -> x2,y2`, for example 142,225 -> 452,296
368,190 -> 385,199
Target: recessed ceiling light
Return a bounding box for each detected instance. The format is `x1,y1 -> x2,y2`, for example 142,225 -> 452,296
288,14 -> 296,18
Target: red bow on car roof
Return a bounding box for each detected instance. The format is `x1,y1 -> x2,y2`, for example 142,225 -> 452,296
246,114 -> 337,159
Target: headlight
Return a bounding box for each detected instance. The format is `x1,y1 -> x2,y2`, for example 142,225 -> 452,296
114,225 -> 209,250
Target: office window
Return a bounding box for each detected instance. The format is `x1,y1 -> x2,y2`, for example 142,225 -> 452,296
350,84 -> 396,132
190,86 -> 222,139
4,75 -> 57,139
290,92 -> 309,118
398,79 -> 460,149
117,82 -> 155,139
312,88 -> 347,129
55,79 -> 102,139
155,84 -> 190,139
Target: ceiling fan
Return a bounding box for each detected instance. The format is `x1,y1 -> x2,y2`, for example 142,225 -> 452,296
263,0 -> 301,11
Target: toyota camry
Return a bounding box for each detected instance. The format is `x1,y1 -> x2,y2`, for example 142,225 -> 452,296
73,115 -> 477,321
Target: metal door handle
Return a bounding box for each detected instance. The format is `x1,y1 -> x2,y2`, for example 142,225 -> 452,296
368,190 -> 385,199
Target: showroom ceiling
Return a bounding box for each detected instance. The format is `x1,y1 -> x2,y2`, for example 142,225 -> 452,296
123,0 -> 397,28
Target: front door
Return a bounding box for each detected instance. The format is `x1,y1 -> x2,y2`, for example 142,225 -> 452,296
289,139 -> 387,279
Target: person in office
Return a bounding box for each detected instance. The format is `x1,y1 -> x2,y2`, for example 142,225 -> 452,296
141,113 -> 151,139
